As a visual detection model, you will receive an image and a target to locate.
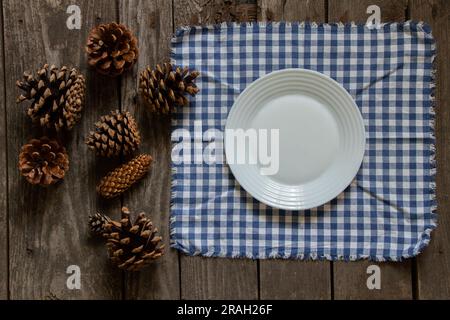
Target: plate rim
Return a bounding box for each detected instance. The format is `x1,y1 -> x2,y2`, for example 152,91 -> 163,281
224,68 -> 366,210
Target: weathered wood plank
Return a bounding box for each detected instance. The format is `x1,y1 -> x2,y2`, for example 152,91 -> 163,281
180,257 -> 258,299
236,0 -> 258,21
333,261 -> 413,299
4,0 -> 122,299
329,0 -> 407,23
410,0 -> 450,300
119,0 -> 179,300
260,260 -> 331,299
174,0 -> 257,26
0,0 -> 8,300
174,0 -> 259,300
258,0 -> 325,22
257,0 -> 331,300
328,0 -> 413,300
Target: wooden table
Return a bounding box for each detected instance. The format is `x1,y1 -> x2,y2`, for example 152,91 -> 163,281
0,0 -> 449,300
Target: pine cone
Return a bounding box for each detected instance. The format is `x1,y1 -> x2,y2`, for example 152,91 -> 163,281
89,212 -> 111,236
97,154 -> 152,199
86,22 -> 139,77
18,137 -> 69,186
86,110 -> 141,158
139,63 -> 199,114
16,64 -> 85,131
103,207 -> 164,271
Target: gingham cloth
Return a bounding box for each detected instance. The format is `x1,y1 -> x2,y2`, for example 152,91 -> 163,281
169,21 -> 437,261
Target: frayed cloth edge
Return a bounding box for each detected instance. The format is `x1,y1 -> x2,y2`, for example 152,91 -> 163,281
171,20 -> 434,41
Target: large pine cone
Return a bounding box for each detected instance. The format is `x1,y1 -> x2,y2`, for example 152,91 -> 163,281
97,154 -> 152,199
16,64 -> 85,131
86,110 -> 141,158
19,137 -> 69,186
139,63 -> 199,114
103,207 -> 164,271
86,22 -> 139,77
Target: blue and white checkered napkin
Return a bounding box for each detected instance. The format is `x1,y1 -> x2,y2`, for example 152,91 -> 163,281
169,21 -> 437,261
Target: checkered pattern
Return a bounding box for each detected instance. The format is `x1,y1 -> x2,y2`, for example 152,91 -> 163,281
169,22 -> 437,261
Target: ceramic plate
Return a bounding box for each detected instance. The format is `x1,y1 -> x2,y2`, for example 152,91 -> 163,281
224,68 -> 366,210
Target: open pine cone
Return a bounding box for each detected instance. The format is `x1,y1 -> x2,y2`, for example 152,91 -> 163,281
102,207 -> 164,271
19,137 -> 69,186
86,110 -> 141,158
97,154 -> 152,199
86,22 -> 139,77
139,63 -> 199,114
16,64 -> 85,131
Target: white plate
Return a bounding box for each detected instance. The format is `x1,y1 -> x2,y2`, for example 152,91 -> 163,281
224,69 -> 366,210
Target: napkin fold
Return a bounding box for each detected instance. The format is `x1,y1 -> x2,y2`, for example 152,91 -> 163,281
169,21 -> 436,261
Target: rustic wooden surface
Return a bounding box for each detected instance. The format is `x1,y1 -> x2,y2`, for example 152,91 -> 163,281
0,0 -> 8,300
0,0 -> 448,300
259,0 -> 325,22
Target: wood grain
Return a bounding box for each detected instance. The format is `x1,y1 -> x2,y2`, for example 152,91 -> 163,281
328,0 -> 413,300
257,0 -> 331,300
410,0 -> 450,300
260,260 -> 331,299
328,0 -> 407,23
333,261 -> 413,299
119,0 -> 179,300
174,0 -> 257,26
258,0 -> 325,21
0,0 -> 8,300
3,0 -> 122,299
181,257 -> 258,299
174,0 -> 259,300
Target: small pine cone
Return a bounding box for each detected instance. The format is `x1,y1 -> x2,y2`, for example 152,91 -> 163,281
16,64 -> 86,131
18,137 -> 69,186
103,207 -> 164,271
97,154 -> 152,199
86,110 -> 141,158
139,63 -> 199,114
89,212 -> 111,236
86,22 -> 139,77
